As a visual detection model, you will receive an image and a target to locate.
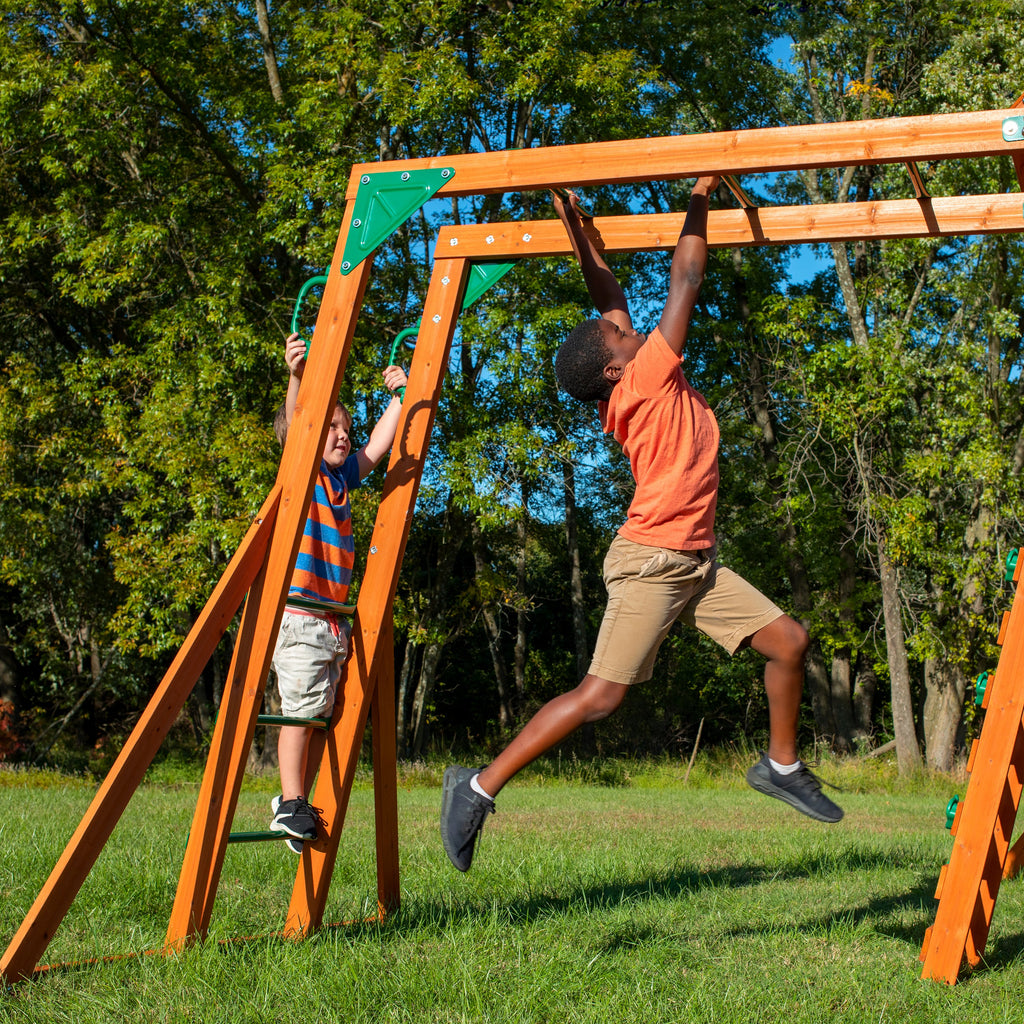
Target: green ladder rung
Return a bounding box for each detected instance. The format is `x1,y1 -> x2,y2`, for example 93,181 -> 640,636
256,714 -> 329,729
285,596 -> 355,616
227,830 -> 311,845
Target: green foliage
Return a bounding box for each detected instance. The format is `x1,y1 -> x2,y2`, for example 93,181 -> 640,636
1,1 -> 1023,775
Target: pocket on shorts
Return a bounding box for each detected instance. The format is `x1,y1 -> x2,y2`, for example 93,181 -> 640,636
636,550 -> 670,578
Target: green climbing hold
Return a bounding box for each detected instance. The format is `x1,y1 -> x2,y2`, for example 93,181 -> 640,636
945,795 -> 959,829
975,671 -> 990,707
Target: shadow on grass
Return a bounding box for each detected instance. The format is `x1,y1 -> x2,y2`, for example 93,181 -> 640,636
332,844 -> 943,953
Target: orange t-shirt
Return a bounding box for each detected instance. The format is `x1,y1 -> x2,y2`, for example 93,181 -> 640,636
598,327 -> 719,550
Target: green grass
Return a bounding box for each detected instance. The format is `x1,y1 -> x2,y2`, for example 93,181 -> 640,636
1,757 -> 1022,1022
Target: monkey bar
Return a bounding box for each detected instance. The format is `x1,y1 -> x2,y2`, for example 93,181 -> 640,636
4,103 -> 1024,985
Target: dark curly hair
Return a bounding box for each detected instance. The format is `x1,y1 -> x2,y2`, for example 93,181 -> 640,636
554,319 -> 613,401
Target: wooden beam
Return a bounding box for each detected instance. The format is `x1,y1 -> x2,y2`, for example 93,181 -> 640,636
0,489 -> 281,984
431,193 -> 1024,261
284,257 -> 471,936
346,107 -> 1024,199
165,204 -> 374,951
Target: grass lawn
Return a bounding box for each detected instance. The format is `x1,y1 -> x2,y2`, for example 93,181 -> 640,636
1,757 -> 1023,1022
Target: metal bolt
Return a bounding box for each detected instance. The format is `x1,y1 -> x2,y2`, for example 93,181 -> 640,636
361,175 -> 370,184
401,171 -> 410,181
1003,117 -> 1023,141
370,545 -> 378,554
486,235 -> 494,244
442,276 -> 450,285
342,261 -> 351,271
449,237 -> 459,246
432,314 -> 441,323
441,169 -> 451,178
352,218 -> 362,228
523,233 -> 532,243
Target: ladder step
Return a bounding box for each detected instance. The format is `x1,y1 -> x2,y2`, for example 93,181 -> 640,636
256,714 -> 329,729
285,596 -> 354,616
227,830 -> 310,844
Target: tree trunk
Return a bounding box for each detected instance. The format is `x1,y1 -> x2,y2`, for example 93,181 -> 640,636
253,0 -> 285,104
404,499 -> 464,753
470,520 -> 513,731
852,651 -> 877,741
878,544 -> 923,773
828,541 -> 859,752
410,639 -> 445,757
396,635 -> 418,757
562,457 -> 589,679
514,478 -> 530,705
922,656 -> 966,772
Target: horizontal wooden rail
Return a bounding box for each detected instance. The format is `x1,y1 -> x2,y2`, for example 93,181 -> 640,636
431,193 -> 1024,260
347,107 -> 1024,198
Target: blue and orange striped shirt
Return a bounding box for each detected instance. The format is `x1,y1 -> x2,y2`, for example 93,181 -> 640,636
288,456 -> 362,605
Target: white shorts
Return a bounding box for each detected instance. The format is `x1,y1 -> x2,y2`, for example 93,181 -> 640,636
270,610 -> 350,718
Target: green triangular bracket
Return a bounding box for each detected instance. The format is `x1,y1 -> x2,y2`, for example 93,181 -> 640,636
340,168 -> 455,275
462,261 -> 516,309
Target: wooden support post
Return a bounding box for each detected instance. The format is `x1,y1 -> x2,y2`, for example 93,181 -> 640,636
166,204 -> 374,950
283,256 -> 470,936
0,489 -> 280,984
920,553 -> 1024,984
372,613 -> 400,917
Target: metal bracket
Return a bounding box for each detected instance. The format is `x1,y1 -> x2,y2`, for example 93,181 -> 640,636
1003,115 -> 1024,142
341,168 -> 455,274
462,261 -> 515,309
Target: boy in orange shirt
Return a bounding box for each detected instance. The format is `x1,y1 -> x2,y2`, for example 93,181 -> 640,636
441,177 -> 842,872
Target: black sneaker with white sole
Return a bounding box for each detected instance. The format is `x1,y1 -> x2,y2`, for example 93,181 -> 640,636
440,765 -> 495,871
746,752 -> 843,823
270,794 -> 318,851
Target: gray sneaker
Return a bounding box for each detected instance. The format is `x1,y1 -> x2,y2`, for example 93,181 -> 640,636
440,765 -> 495,871
746,752 -> 843,823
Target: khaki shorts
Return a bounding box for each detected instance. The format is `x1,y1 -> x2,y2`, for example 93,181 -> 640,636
271,609 -> 351,718
589,535 -> 784,686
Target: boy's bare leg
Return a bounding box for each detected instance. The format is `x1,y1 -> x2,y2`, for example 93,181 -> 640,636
746,614 -> 809,765
477,674 -> 629,797
278,724 -> 311,800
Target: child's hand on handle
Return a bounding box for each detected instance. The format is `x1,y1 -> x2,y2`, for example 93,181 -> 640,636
551,188 -> 591,221
692,175 -> 721,197
284,332 -> 306,378
383,364 -> 408,394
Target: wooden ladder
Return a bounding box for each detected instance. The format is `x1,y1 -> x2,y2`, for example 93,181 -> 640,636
920,548 -> 1024,984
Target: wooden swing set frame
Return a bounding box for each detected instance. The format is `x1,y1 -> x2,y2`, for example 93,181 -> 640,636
5,101 -> 1024,988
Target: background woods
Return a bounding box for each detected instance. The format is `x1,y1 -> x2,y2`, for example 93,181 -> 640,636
1,0 -> 1023,773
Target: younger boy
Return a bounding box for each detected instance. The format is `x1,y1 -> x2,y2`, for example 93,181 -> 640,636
440,178 -> 842,872
270,331 -> 407,851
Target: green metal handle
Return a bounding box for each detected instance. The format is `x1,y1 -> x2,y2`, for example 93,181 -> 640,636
945,794 -> 959,830
291,275 -> 329,357
388,324 -> 420,400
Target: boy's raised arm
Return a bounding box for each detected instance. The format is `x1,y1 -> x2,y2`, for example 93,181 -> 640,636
552,190 -> 634,332
283,332 -> 306,426
356,364 -> 408,479
657,175 -> 720,357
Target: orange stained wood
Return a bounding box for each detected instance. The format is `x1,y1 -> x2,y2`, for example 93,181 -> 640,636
284,257 -> 471,936
920,556 -> 1024,984
429,193 -> 1024,262
0,488 -> 281,984
371,616 -> 400,917
345,107 -> 1024,198
166,209 -> 374,950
